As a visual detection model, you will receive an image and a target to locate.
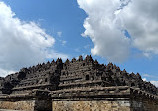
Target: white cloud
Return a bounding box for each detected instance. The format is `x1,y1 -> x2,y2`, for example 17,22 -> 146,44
142,78 -> 147,82
119,0 -> 158,55
143,74 -> 158,79
142,78 -> 158,87
77,0 -> 130,62
75,48 -> 80,52
0,2 -> 68,77
150,81 -> 158,87
57,31 -> 62,37
84,44 -> 90,49
57,31 -> 67,46
77,0 -> 158,62
0,68 -> 15,77
46,50 -> 69,61
61,40 -> 67,46
143,74 -> 152,78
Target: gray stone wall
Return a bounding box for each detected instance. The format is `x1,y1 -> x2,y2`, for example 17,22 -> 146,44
130,99 -> 158,111
52,100 -> 131,111
52,99 -> 158,111
0,100 -> 35,111
0,99 -> 52,111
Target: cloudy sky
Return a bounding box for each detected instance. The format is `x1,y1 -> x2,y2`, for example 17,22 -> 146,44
0,0 -> 158,86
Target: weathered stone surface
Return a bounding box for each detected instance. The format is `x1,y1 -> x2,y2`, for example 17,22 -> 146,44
0,55 -> 157,96
0,100 -> 35,111
0,99 -> 52,111
51,86 -> 158,111
0,55 -> 157,111
130,99 -> 158,111
52,100 -> 131,111
34,100 -> 52,111
0,89 -> 52,111
52,99 -> 158,111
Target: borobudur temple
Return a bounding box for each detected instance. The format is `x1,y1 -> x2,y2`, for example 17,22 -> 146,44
0,55 -> 157,111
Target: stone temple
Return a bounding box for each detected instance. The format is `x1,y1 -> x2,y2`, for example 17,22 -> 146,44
0,55 -> 157,111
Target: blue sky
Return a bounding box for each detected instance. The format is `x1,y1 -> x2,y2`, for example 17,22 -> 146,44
3,0 -> 92,56
0,0 -> 158,86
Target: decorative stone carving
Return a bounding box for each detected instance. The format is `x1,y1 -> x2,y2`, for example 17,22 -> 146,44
0,55 -> 157,96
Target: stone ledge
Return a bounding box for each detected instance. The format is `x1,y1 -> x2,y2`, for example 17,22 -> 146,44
51,86 -> 158,101
0,89 -> 51,100
13,84 -> 53,90
59,80 -> 111,87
